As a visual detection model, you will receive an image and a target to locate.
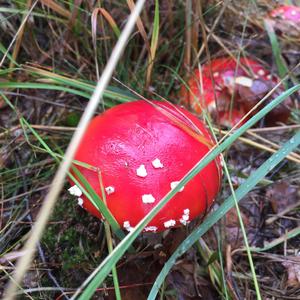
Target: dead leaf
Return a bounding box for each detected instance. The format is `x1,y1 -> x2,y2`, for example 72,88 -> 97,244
282,259 -> 300,287
266,181 -> 298,214
168,259 -> 217,300
238,79 -> 292,125
225,207 -> 251,249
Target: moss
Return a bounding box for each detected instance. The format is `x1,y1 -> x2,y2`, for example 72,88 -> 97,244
62,111 -> 81,127
42,191 -> 104,287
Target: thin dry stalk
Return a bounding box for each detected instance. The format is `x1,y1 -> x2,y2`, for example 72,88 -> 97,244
246,131 -> 300,160
194,0 -> 229,65
197,2 -> 221,124
40,0 -> 72,18
9,0 -> 33,71
184,0 -> 192,71
218,129 -> 300,164
0,1 -> 38,68
127,0 -> 150,52
248,124 -> 300,132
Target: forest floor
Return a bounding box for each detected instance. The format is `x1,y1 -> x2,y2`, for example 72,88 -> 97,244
0,1 -> 300,299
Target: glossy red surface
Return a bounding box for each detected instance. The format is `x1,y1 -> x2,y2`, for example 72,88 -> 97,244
270,5 -> 300,23
219,109 -> 247,128
69,100 -> 222,232
180,57 -> 292,127
181,57 -> 271,114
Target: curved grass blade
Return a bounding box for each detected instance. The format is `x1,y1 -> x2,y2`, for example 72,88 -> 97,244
40,0 -> 71,18
264,19 -> 289,81
0,7 -> 67,22
3,65 -> 137,101
0,82 -> 91,98
0,68 -> 19,76
220,157 -> 262,299
0,43 -> 19,67
22,65 -> 137,101
145,0 -> 159,88
0,1 -> 38,68
1,92 -> 125,241
148,129 -> 300,299
127,0 -> 150,53
99,173 -> 122,300
25,123 -> 125,240
70,166 -> 124,240
92,8 -> 121,38
0,80 -> 137,104
243,226 -> 300,253
72,84 -> 300,300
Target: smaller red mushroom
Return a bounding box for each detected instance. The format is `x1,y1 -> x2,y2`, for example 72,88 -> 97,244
268,5 -> 300,37
270,5 -> 300,23
181,57 -> 291,127
68,100 -> 222,232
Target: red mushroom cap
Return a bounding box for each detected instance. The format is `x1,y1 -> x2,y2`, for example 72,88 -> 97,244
270,5 -> 300,23
181,57 -> 271,114
268,5 -> 300,38
68,101 -> 222,232
181,57 -> 291,126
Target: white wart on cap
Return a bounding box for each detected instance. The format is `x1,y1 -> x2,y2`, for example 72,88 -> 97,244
142,194 -> 156,204
136,164 -> 147,177
152,158 -> 164,168
68,185 -> 82,197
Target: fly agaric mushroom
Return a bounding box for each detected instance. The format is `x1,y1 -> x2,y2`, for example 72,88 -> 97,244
270,5 -> 300,23
68,100 -> 222,232
181,57 -> 291,126
268,5 -> 300,37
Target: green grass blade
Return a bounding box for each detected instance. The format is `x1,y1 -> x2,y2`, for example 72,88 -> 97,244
0,82 -> 91,98
222,157 -> 262,299
70,166 -> 125,240
216,228 -> 230,299
247,226 -> 300,253
1,92 -> 126,241
0,68 -> 19,76
0,43 -> 20,67
0,7 -> 67,22
105,86 -> 137,102
264,20 -> 289,80
72,85 -> 300,300
99,174 -> 122,300
148,129 -> 300,299
0,77 -> 137,103
150,0 -> 159,60
23,67 -> 137,100
146,0 -> 159,86
25,120 -> 125,240
26,124 -> 125,240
